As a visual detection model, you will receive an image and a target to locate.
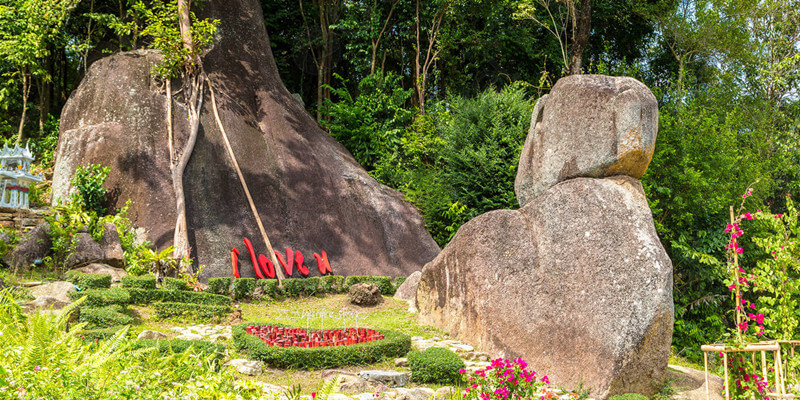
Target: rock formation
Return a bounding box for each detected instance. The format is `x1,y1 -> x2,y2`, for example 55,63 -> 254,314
51,0 -> 439,279
416,75 -> 672,399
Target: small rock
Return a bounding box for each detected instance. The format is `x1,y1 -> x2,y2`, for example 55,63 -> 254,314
475,352 -> 491,362
210,333 -> 232,342
460,352 -> 476,361
349,283 -> 382,307
357,370 -> 408,388
449,343 -> 474,352
353,394 -> 376,400
394,358 -> 409,367
395,388 -> 436,400
175,333 -> 203,341
435,387 -> 456,400
74,263 -> 127,282
224,359 -> 263,376
25,296 -> 69,311
28,281 -> 76,304
254,382 -> 285,393
330,394 -> 353,400
137,330 -> 167,340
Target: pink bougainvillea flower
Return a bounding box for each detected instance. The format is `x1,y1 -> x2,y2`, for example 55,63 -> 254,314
738,322 -> 748,332
756,314 -> 765,324
728,284 -> 736,292
541,376 -> 550,384
742,212 -> 753,220
750,303 -> 756,309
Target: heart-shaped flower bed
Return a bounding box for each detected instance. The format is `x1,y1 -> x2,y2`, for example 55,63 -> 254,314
245,325 -> 385,348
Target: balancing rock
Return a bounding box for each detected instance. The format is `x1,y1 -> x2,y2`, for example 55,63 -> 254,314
515,75 -> 658,206
417,74 -> 671,399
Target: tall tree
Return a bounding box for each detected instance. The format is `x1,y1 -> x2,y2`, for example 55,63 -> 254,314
300,0 -> 343,120
514,0 -> 593,75
0,0 -> 79,144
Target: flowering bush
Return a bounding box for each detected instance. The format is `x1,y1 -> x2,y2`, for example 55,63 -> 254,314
460,358 -> 548,400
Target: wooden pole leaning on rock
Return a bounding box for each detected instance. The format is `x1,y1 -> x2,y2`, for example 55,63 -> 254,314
207,78 -> 285,283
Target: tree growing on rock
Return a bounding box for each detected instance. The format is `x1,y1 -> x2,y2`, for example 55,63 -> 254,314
131,0 -> 286,281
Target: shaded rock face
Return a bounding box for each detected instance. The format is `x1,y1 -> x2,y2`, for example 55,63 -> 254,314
515,75 -> 658,206
52,0 -> 439,280
417,176 -> 673,399
4,223 -> 125,270
3,223 -> 50,269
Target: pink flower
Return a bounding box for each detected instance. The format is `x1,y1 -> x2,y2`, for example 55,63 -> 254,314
459,369 -> 467,374
756,314 -> 765,324
750,304 -> 756,309
33,366 -> 40,372
728,284 -> 736,292
775,214 -> 784,219
742,212 -> 753,220
541,376 -> 550,384
739,322 -> 749,332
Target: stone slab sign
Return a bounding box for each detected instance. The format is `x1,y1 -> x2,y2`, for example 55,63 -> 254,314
417,75 -> 672,399
50,0 -> 439,280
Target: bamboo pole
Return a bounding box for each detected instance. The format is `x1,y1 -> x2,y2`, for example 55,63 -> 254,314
705,351 -> 710,400
776,349 -> 782,395
206,78 -> 285,283
763,350 -> 768,382
724,352 -> 730,400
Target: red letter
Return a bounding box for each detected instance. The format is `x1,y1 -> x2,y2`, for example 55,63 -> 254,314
295,250 -> 310,276
321,250 -> 333,274
231,248 -> 241,278
244,238 -> 265,279
258,254 -> 275,279
275,250 -> 293,277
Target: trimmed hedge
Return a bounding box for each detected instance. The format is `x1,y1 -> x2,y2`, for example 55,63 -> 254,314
321,275 -> 345,294
233,323 -> 411,369
68,288 -> 131,307
257,279 -> 280,299
282,277 -> 322,297
126,288 -> 232,306
78,326 -> 128,342
231,278 -> 256,300
79,304 -> 134,328
345,276 -> 394,295
208,277 -> 231,296
408,347 -> 465,384
122,275 -> 157,290
65,271 -> 112,290
162,277 -> 191,291
154,302 -> 232,320
132,339 -> 225,358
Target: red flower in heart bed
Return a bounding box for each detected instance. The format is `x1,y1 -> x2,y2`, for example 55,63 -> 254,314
245,325 -> 385,348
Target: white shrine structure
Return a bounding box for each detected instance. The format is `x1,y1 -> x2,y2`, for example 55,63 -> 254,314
0,143 -> 43,209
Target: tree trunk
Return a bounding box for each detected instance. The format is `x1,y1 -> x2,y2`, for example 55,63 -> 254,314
414,0 -> 423,112
567,0 -> 592,75
177,0 -> 195,65
16,71 -> 30,146
171,75 -> 204,263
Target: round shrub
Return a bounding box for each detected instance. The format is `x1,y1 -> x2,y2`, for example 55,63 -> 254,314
345,276 -> 394,295
233,323 -> 411,369
408,347 -> 465,384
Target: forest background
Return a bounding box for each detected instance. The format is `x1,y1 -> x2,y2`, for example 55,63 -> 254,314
0,0 -> 797,364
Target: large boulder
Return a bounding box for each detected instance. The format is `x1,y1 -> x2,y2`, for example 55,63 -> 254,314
515,75 -> 658,206
393,271 -> 421,302
5,222 -> 126,270
416,176 -> 673,399
51,0 -> 439,280
28,281 -> 77,304
3,223 -> 50,270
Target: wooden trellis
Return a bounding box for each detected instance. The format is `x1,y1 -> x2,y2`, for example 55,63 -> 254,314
701,341 -> 798,400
